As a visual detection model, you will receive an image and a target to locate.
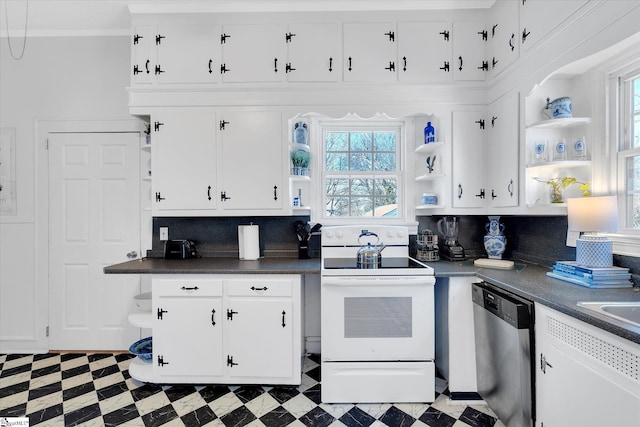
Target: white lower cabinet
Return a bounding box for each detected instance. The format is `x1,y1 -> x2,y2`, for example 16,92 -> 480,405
535,305 -> 640,426
130,274 -> 302,385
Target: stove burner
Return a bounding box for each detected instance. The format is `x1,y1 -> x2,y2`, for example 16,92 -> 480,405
323,257 -> 430,270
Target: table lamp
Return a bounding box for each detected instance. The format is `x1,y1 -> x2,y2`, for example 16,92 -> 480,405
567,196 -> 618,268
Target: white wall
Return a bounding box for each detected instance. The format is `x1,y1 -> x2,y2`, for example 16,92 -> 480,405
0,36 -> 132,352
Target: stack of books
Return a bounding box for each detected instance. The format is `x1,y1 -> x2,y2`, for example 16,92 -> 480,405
547,261 -> 633,288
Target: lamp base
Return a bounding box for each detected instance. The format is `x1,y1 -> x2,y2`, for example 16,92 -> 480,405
576,235 -> 612,268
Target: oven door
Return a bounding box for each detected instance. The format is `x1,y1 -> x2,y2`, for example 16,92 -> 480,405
321,275 -> 435,361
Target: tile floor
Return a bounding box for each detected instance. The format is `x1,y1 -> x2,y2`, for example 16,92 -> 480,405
0,353 -> 503,427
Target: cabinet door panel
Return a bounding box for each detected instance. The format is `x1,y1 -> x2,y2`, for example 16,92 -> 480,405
225,298 -> 294,379
287,23 -> 340,82
452,22 -> 486,81
344,23 -> 396,82
398,22 -> 451,82
218,111 -> 283,210
221,24 -> 287,83
131,26 -> 155,85
153,297 -> 223,378
156,25 -> 219,84
488,0 -> 519,77
488,92 -> 519,207
153,112 -> 217,212
451,111 -> 485,208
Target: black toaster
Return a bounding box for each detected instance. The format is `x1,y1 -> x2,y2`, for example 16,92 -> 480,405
164,240 -> 197,259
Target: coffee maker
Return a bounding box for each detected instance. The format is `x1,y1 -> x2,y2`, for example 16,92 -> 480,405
437,216 -> 466,260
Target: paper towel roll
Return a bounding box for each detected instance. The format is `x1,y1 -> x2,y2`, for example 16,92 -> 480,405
238,224 -> 260,260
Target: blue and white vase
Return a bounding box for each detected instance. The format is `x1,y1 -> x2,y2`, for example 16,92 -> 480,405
484,216 -> 506,259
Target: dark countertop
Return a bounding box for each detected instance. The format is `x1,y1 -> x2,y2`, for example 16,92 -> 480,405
104,256 -> 640,345
104,257 -> 321,275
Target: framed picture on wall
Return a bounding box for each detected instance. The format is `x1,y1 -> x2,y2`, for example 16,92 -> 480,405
0,128 -> 17,215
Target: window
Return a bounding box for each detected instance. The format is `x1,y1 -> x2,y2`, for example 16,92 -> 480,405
322,124 -> 402,219
616,67 -> 640,229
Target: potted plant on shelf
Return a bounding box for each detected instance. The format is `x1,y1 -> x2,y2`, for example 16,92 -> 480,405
290,148 -> 311,176
534,176 -> 591,204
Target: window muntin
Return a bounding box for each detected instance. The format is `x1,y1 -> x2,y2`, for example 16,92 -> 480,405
323,127 -> 401,218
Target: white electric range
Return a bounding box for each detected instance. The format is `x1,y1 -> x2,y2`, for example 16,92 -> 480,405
320,225 -> 436,403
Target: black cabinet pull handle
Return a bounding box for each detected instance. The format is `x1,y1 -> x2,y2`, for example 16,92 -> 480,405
282,310 -> 286,328
492,24 -> 498,38
274,58 -> 278,73
145,59 -> 150,74
508,179 -> 514,197
211,308 -> 216,326
491,116 -> 498,127
251,286 -> 268,291
458,56 -> 463,71
402,56 -> 407,72
348,56 -> 352,71
181,286 -> 199,291
329,57 -> 333,72
458,184 -> 463,200
273,185 -> 278,201
207,186 -> 212,201
509,33 -> 515,51
208,59 -> 213,74
491,189 -> 497,200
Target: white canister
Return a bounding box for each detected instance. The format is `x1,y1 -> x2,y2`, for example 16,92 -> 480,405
238,224 -> 260,260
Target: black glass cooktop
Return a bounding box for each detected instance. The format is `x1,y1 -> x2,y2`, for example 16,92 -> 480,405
323,257 -> 430,269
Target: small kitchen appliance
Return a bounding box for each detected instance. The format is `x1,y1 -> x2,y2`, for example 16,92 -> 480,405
321,225 -> 436,403
437,216 -> 466,260
164,240 -> 197,259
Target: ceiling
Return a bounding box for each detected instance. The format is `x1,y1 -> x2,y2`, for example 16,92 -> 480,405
1,0 -> 495,37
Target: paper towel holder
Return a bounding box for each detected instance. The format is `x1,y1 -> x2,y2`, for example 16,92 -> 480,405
238,223 -> 260,260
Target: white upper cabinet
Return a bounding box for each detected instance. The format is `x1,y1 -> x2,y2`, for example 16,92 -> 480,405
487,92 -> 519,208
343,22 -> 397,82
131,25 -> 220,85
286,23 -> 341,82
220,24 -> 287,83
131,25 -> 154,85
155,26 -> 220,84
218,111 -> 284,211
488,0 -> 519,78
152,111 -> 217,213
398,22 -> 452,82
451,111 -> 486,208
520,0 -> 589,52
452,22 -> 488,81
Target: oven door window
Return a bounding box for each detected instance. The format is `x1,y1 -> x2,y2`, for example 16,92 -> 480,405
345,297 -> 412,338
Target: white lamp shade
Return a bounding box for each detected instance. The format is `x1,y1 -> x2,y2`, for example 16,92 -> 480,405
567,196 -> 618,233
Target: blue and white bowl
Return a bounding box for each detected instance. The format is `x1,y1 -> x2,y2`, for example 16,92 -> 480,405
551,97 -> 572,118
129,337 -> 152,363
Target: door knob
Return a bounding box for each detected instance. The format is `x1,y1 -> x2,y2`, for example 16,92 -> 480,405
127,251 -> 138,259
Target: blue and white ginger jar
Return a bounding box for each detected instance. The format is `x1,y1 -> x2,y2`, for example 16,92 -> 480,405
483,216 -> 506,259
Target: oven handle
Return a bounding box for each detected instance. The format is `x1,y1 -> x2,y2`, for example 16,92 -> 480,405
322,277 -> 435,286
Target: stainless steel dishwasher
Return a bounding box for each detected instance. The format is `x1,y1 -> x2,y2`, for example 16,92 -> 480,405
472,281 -> 534,427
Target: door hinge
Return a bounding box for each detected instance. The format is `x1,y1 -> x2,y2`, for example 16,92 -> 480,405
46,326 -> 49,337
227,355 -> 238,367
157,308 -> 168,320
157,355 -> 169,366
227,309 -> 238,320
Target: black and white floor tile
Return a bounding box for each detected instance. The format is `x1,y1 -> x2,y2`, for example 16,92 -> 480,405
0,353 -> 503,427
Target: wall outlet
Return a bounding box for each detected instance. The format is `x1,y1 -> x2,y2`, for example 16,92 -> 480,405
159,227 -> 169,241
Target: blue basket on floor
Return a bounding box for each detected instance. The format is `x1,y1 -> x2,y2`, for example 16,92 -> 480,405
129,337 -> 152,363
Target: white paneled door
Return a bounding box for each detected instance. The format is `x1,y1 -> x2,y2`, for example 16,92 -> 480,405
48,132 -> 141,350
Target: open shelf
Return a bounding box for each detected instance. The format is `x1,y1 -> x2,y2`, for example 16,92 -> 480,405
526,160 -> 591,169
415,141 -> 444,154
415,173 -> 444,182
526,117 -> 591,129
128,311 -> 152,329
416,204 -> 444,210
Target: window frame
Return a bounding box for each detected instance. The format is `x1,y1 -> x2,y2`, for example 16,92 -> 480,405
309,114 -> 414,226
607,53 -> 640,256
